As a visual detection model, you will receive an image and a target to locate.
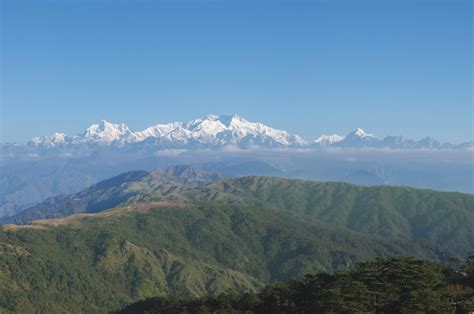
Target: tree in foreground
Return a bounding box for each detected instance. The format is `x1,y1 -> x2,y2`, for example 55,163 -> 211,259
118,256 -> 474,313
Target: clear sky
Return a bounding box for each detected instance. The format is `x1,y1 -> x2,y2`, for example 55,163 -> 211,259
1,0 -> 472,143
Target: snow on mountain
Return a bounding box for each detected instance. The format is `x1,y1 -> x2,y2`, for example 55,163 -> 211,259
314,128 -> 377,148
351,128 -> 375,139
314,134 -> 345,146
334,128 -> 379,148
22,115 -> 471,151
187,114 -> 308,146
132,122 -> 186,142
81,120 -> 133,144
28,115 -> 307,149
133,114 -> 308,147
186,115 -> 228,137
29,133 -> 67,148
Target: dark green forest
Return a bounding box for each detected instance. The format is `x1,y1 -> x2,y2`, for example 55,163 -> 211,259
0,202 -> 444,313
118,256 -> 474,313
183,177 -> 474,255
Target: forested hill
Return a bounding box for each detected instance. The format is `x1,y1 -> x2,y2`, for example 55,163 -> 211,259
0,201 -> 452,313
1,172 -> 474,255
183,176 -> 474,255
117,256 -> 474,313
4,173 -> 474,256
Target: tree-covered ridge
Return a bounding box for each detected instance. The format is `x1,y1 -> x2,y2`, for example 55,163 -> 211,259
0,202 -> 450,313
4,173 -> 473,257
184,176 -> 474,254
118,256 -> 474,313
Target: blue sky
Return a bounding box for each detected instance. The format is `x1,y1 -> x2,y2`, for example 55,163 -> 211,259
1,0 -> 472,143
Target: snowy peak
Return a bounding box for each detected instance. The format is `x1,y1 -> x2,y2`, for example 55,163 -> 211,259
82,120 -> 133,143
185,115 -> 228,136
330,128 -> 378,148
50,132 -> 67,142
315,134 -> 345,146
29,132 -> 67,148
313,128 -> 379,148
347,128 -> 376,139
179,114 -> 307,147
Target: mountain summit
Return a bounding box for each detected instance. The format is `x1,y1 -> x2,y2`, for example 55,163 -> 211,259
82,120 -> 133,143
350,128 -> 376,139
22,114 -> 472,150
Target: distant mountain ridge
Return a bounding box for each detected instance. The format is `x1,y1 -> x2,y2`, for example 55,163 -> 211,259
1,165 -> 221,223
8,114 -> 471,151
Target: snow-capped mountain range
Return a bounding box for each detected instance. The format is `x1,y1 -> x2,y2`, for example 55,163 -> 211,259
19,114 -> 474,151
28,115 -> 307,149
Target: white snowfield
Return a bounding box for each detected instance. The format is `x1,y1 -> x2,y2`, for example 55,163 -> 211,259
27,114 -> 472,150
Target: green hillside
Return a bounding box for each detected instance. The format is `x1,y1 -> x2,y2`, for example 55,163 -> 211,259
0,201 -> 446,313
184,177 -> 474,254
6,173 -> 473,257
